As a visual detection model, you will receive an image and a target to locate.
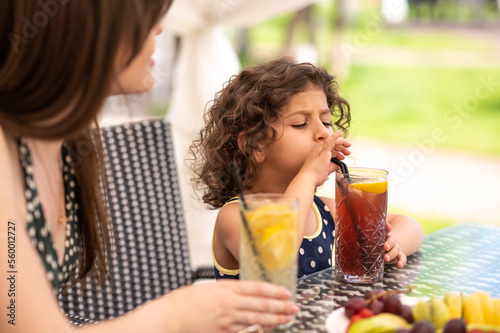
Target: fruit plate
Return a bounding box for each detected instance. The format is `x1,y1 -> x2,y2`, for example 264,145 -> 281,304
325,295 -> 427,333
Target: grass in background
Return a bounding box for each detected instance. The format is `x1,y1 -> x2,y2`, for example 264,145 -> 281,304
340,65 -> 500,156
389,208 -> 459,234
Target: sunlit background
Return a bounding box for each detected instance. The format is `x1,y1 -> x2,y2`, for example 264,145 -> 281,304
101,0 -> 500,266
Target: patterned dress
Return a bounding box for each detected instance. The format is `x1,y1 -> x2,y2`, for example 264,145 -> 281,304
18,138 -> 80,294
213,196 -> 336,279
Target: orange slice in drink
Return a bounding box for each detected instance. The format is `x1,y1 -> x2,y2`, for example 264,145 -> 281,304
350,181 -> 388,194
260,226 -> 296,270
247,205 -> 297,270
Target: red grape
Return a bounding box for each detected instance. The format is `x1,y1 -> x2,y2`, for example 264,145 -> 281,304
367,300 -> 384,315
383,294 -> 403,315
344,297 -> 366,318
442,319 -> 466,333
410,321 -> 436,333
400,305 -> 414,323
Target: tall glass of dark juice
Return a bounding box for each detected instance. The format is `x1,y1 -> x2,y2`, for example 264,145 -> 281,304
334,167 -> 388,283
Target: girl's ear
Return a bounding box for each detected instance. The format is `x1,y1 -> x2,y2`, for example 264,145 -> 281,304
254,150 -> 265,163
238,132 -> 265,164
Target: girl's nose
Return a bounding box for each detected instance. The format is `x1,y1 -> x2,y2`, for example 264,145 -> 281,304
314,121 -> 332,141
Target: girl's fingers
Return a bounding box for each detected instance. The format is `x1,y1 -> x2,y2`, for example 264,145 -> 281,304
326,131 -> 342,149
383,234 -> 395,252
331,135 -> 352,159
384,241 -> 400,262
397,253 -> 407,268
334,137 -> 351,149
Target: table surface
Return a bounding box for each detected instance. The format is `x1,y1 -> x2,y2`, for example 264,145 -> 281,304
68,222 -> 500,330
289,222 -> 500,332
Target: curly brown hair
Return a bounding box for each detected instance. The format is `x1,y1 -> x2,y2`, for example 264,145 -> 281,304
190,57 -> 351,209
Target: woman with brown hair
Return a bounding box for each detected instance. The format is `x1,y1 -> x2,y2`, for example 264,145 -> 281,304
0,1 -> 298,332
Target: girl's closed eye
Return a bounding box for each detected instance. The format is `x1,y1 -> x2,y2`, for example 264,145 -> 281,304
322,121 -> 333,127
292,123 -> 307,128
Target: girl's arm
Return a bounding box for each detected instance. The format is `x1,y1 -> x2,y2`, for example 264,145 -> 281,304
285,132 -> 350,242
212,203 -> 241,269
384,213 -> 424,267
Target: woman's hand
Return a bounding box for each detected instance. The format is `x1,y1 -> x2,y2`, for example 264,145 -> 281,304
161,280 -> 299,333
383,222 -> 407,268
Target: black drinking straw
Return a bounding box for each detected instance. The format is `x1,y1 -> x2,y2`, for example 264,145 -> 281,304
331,158 -> 351,183
229,161 -> 269,281
330,158 -> 371,273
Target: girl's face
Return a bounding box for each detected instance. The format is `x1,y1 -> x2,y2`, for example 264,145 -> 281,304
259,85 -> 334,184
111,22 -> 163,95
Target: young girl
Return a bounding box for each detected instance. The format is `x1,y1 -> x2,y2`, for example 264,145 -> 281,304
190,57 -> 424,279
0,2 -> 298,332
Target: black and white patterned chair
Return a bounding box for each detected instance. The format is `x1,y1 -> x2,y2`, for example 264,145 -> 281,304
58,119 -> 213,322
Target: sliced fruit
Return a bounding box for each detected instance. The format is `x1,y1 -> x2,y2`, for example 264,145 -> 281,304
347,314 -> 363,332
358,308 -> 374,318
246,204 -> 298,270
476,291 -> 495,325
493,298 -> 500,325
412,300 -> 431,322
347,313 -> 409,333
443,292 -> 462,319
467,323 -> 500,333
429,297 -> 450,329
350,181 -> 388,194
464,293 -> 485,324
259,228 -> 296,270
246,204 -> 296,234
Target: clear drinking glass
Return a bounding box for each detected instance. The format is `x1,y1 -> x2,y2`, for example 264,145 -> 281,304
239,194 -> 299,329
334,168 -> 388,284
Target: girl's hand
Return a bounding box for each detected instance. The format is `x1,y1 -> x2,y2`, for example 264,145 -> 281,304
300,131 -> 351,187
331,130 -> 351,161
383,222 -> 407,268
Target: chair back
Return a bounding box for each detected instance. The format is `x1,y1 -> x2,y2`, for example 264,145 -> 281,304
58,119 -> 192,320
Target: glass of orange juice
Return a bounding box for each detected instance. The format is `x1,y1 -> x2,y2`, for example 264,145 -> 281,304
334,168 -> 388,284
239,194 -> 299,328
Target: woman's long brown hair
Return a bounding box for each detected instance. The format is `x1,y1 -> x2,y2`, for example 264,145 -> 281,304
0,0 -> 173,287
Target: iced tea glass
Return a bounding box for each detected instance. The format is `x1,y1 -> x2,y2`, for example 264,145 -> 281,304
334,168 -> 388,284
239,194 -> 298,329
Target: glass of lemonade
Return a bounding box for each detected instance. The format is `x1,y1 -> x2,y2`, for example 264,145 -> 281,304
239,194 -> 299,328
334,168 -> 388,284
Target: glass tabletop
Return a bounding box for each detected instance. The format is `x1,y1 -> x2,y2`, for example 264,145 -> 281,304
290,222 -> 500,332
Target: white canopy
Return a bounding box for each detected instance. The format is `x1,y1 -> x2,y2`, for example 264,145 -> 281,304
163,0 -> 316,266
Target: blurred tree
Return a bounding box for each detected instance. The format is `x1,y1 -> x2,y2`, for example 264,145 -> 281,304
331,0 -> 351,78
284,5 -> 317,51
408,0 -> 499,24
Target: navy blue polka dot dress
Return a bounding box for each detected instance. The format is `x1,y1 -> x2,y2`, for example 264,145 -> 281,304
18,138 -> 81,294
